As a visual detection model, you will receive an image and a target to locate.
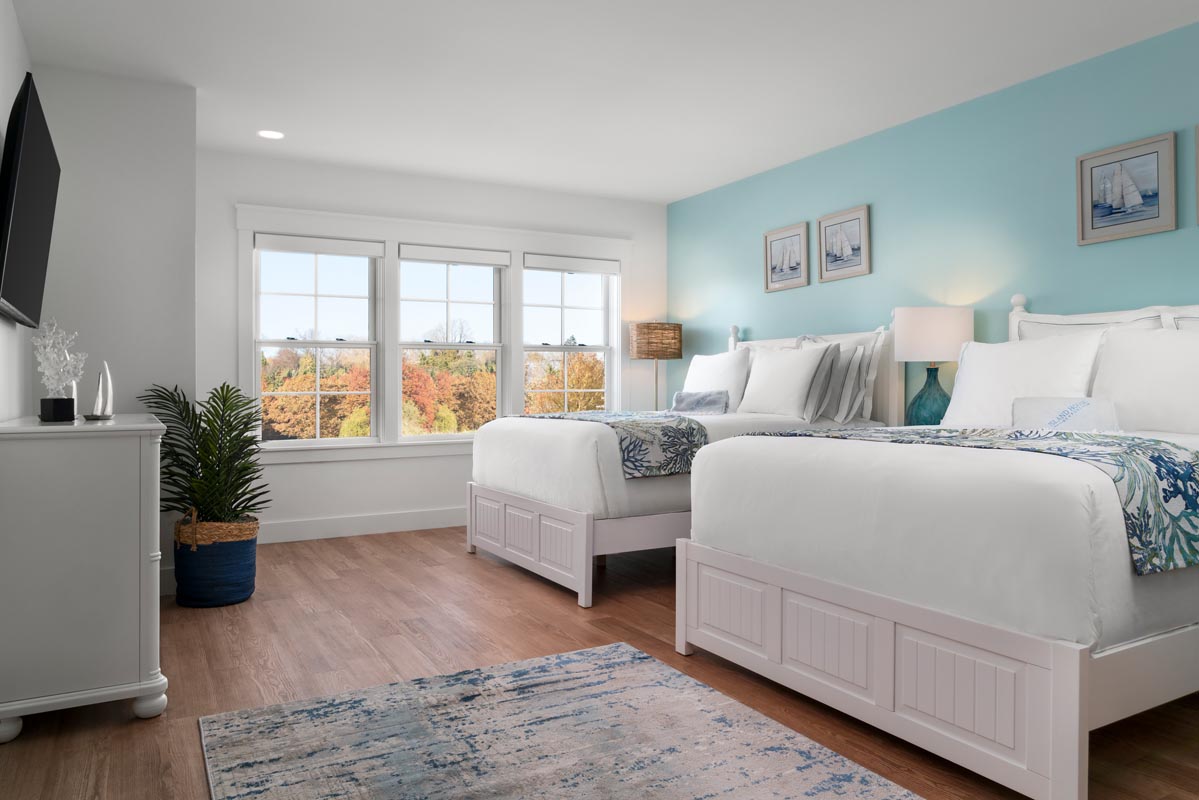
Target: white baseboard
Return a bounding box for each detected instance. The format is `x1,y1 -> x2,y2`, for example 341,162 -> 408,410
258,506 -> 466,543
158,506 -> 466,595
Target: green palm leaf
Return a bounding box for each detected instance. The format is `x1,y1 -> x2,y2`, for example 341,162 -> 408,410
138,383 -> 271,522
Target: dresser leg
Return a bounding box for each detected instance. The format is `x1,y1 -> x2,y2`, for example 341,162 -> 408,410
0,717 -> 21,743
132,692 -> 168,719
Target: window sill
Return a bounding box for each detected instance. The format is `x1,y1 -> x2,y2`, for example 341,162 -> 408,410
258,437 -> 473,465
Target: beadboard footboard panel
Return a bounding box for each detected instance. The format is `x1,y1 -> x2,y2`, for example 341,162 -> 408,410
468,483 -> 595,605
677,539 -> 1090,800
467,483 -> 691,607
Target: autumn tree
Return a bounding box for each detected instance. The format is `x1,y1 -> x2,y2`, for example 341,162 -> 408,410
339,406 -> 371,437
433,405 -> 458,433
402,359 -> 439,427
453,370 -> 497,430
522,351 -> 605,413
401,400 -> 426,436
260,348 -> 371,440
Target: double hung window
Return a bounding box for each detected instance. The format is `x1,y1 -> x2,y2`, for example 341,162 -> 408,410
398,250 -> 503,436
522,267 -> 610,413
247,219 -> 623,450
254,235 -> 380,442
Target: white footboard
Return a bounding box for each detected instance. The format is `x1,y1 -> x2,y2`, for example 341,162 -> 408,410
676,539 -> 1089,800
468,483 -> 596,606
468,483 -> 692,607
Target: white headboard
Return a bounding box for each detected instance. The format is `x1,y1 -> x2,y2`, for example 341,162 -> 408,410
727,324 -> 904,427
1008,293 -> 1199,341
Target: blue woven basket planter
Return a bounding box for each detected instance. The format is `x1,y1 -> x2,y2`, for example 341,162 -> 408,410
174,518 -> 258,608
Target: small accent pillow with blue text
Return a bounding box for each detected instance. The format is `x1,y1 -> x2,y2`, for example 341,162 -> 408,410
1011,397 -> 1121,432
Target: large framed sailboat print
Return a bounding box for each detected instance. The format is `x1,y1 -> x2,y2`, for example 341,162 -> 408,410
763,221 -> 808,292
1077,132 -> 1175,245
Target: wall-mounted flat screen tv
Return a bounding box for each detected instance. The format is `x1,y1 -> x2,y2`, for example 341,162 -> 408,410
0,72 -> 60,328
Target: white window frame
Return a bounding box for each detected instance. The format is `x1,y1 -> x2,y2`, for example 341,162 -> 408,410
521,267 -> 614,413
397,256 -> 504,441
252,234 -> 384,449
236,205 -> 631,463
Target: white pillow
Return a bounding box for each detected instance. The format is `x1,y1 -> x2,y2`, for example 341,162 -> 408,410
859,329 -> 888,422
735,338 -> 799,363
1012,397 -> 1121,432
682,349 -> 751,412
1013,305 -> 1199,339
1091,329 -> 1199,433
737,344 -> 838,420
1016,313 -> 1164,341
941,332 -> 1103,427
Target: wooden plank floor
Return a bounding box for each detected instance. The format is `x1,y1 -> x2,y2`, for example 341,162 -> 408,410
1,527 -> 1197,799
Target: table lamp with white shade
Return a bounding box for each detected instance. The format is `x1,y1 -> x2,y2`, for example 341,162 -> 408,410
893,306 -> 974,426
628,321 -> 682,410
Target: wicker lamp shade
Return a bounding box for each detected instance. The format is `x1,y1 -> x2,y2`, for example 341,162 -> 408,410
628,322 -> 682,360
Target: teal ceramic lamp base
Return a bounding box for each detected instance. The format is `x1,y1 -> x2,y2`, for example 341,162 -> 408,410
906,365 -> 951,426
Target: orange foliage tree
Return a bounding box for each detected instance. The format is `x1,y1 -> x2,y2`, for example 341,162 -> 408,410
401,349 -> 497,435
523,351 -> 606,413
260,348 -> 372,440
262,346 -> 600,439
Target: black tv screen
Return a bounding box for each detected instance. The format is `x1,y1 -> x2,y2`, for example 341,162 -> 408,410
0,72 -> 59,328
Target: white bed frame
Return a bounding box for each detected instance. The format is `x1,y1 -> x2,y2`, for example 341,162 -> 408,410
468,325 -> 905,607
677,295 -> 1199,800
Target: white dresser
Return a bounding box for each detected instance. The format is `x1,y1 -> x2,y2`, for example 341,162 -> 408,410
0,414 -> 169,743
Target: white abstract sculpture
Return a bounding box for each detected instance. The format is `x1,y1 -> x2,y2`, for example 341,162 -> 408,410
88,360 -> 114,419
31,319 -> 87,398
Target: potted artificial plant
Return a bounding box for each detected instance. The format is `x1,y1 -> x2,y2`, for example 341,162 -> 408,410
139,383 -> 270,607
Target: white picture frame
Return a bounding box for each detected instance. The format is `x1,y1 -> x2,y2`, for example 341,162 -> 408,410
763,222 -> 808,293
818,205 -> 870,282
1077,131 -> 1176,246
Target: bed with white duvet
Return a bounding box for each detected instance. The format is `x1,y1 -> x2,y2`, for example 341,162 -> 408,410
691,428 -> 1199,651
677,296 -> 1199,800
468,324 -> 904,607
473,412 -> 881,519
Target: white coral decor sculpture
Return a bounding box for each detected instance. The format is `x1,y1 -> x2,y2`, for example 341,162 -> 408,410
32,319 -> 87,398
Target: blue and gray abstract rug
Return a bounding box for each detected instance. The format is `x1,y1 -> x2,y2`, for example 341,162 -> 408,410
200,642 -> 919,799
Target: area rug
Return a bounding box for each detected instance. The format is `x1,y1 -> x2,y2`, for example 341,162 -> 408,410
200,642 -> 919,799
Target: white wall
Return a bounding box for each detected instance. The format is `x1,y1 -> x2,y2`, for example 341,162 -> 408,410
0,0 -> 30,421
30,65 -> 196,591
196,149 -> 667,541
34,66 -> 196,412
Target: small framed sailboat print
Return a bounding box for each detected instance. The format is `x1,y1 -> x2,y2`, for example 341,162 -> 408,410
1077,132 -> 1175,245
818,205 -> 870,282
763,221 -> 808,293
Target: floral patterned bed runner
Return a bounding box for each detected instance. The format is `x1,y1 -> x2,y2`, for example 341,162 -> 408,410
528,411 -> 709,479
745,428 -> 1199,575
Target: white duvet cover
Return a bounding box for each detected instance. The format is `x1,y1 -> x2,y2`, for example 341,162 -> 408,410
472,413 -> 880,519
690,430 -> 1199,651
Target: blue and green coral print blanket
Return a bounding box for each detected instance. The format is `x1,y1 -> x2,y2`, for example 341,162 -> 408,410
529,411 -> 709,479
745,427 -> 1199,576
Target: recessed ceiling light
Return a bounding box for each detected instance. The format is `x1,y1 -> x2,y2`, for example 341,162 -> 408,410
257,130 -> 284,140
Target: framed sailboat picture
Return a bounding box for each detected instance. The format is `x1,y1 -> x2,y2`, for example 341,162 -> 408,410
818,205 -> 870,282
1077,132 -> 1175,245
763,222 -> 808,292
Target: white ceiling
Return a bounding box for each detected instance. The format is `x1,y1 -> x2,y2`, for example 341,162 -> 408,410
14,1 -> 1199,203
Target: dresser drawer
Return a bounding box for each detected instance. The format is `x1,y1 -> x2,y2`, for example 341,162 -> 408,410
0,436 -> 142,702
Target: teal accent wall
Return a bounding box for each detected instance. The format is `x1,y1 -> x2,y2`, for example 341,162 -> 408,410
667,24 -> 1199,400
